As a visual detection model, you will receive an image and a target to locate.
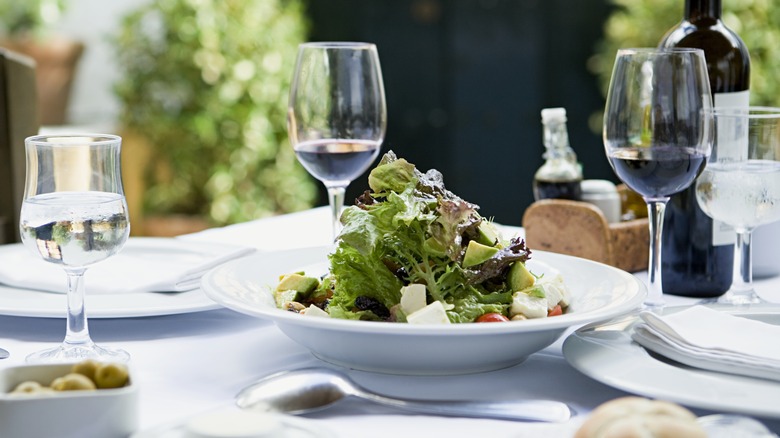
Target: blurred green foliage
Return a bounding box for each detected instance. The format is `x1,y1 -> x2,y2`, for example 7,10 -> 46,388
114,0 -> 317,225
591,0 -> 780,107
0,0 -> 64,37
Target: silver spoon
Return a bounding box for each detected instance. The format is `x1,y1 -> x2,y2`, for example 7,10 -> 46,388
235,367 -> 571,423
0,348 -> 8,359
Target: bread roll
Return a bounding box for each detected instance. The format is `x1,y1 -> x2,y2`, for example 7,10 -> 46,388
575,396 -> 706,438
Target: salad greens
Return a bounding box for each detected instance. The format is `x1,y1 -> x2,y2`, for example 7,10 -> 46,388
316,151 -> 534,323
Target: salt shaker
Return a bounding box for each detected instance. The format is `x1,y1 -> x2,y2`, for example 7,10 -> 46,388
580,179 -> 621,223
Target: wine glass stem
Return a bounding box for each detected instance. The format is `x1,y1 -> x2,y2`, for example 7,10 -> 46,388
645,200 -> 668,308
327,185 -> 347,242
64,268 -> 92,347
731,230 -> 754,295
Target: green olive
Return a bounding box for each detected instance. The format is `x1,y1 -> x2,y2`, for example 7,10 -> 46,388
71,359 -> 101,382
51,373 -> 96,391
94,362 -> 129,389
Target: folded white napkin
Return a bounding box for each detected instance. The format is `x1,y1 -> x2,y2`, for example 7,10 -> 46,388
632,305 -> 780,382
0,237 -> 255,294
181,206 -> 333,251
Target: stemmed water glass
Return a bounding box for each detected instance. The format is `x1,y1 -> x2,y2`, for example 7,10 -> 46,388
603,48 -> 714,308
695,107 -> 780,305
288,42 -> 387,241
20,134 -> 130,363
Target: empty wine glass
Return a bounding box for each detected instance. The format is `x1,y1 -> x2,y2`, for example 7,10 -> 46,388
20,134 -> 130,363
696,107 -> 780,305
288,42 -> 387,240
603,48 -> 714,308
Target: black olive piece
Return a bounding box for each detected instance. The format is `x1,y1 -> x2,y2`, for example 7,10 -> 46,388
353,296 -> 390,319
382,259 -> 409,282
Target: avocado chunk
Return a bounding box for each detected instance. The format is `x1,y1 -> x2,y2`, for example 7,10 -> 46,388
274,289 -> 302,308
476,221 -> 501,247
507,261 -> 535,291
462,240 -> 499,268
275,273 -> 319,294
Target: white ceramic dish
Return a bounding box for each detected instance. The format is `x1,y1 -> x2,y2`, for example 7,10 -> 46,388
0,285 -> 220,319
0,238 -> 237,318
202,246 -> 646,375
563,304 -> 780,419
0,363 -> 138,438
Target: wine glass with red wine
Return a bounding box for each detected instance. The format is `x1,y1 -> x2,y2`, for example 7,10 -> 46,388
288,42 -> 387,240
603,48 -> 714,308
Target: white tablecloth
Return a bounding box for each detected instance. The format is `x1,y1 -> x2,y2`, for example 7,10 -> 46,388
1,207 -> 779,437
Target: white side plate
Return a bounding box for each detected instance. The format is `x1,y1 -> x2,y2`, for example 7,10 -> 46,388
563,304 -> 780,419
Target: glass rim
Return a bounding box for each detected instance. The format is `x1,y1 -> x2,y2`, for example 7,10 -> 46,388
299,41 -> 376,50
25,133 -> 121,146
617,47 -> 705,56
706,106 -> 780,119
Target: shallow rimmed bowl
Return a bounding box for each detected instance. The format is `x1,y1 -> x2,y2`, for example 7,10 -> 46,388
202,246 -> 646,375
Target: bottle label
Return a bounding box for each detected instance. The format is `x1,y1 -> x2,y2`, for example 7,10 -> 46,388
710,90 -> 750,246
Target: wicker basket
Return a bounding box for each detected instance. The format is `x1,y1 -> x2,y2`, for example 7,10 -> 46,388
522,199 -> 649,273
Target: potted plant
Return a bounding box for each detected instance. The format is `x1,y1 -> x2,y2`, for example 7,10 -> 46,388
113,0 -> 317,234
0,0 -> 83,125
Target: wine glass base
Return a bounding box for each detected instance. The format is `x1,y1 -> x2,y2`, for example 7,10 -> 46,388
641,300 -> 665,312
26,343 -> 129,364
699,290 -> 767,306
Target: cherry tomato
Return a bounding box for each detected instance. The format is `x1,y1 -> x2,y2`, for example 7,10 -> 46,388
476,313 -> 510,323
548,305 -> 563,317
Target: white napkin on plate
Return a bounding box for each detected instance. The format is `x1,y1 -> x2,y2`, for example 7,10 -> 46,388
181,206 -> 333,251
0,237 -> 255,294
632,305 -> 780,382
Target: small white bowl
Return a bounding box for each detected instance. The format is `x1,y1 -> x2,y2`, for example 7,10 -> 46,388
0,363 -> 138,438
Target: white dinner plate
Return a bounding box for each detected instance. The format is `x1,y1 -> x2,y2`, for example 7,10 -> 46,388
202,246 -> 646,375
0,238 -> 225,318
0,285 -> 219,318
562,304 -> 780,419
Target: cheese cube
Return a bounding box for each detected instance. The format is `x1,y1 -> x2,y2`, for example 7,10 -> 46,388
539,275 -> 571,309
510,292 -> 548,319
406,301 -> 451,324
301,305 -> 330,318
400,284 -> 427,315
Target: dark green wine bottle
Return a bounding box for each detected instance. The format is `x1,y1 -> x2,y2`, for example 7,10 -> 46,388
658,0 -> 750,297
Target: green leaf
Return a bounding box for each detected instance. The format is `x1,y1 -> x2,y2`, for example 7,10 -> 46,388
323,152 -> 519,323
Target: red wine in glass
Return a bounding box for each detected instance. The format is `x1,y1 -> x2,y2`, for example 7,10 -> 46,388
607,146 -> 707,199
288,42 -> 386,241
602,48 -> 713,308
294,139 -> 381,184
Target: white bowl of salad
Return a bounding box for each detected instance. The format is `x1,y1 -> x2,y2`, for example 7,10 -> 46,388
202,153 -> 646,375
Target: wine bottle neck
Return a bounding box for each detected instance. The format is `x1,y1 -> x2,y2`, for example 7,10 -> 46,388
685,0 -> 721,21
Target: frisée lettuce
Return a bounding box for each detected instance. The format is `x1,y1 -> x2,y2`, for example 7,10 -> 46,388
274,152 -> 570,323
